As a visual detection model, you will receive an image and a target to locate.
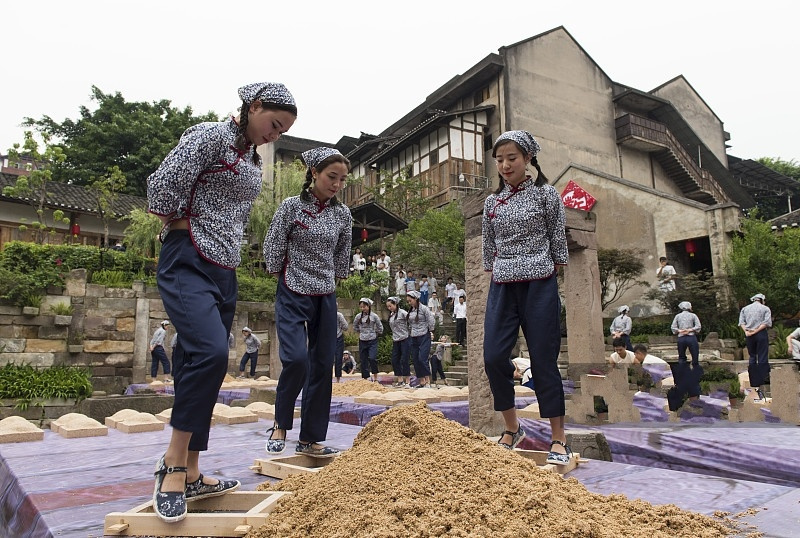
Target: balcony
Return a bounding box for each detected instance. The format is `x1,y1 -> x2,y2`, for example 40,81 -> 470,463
615,113 -> 729,205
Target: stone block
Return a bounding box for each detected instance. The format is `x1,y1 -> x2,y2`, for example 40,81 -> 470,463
249,386 -> 277,404
84,316 -> 117,332
105,354 -> 134,367
37,326 -> 68,339
78,394 -> 175,423
105,288 -> 136,299
116,317 -> 136,332
25,339 -> 67,353
64,269 -> 87,297
92,366 -> 117,376
89,376 -> 131,395
86,284 -> 106,297
53,315 -> 73,327
96,297 -> 137,316
0,306 -> 22,316
0,339 -> 25,353
0,352 -> 56,368
22,307 -> 40,316
566,429 -> 612,461
83,340 -> 134,353
108,331 -> 135,341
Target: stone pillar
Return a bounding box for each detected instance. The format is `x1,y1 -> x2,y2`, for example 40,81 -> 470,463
563,209 -> 606,378
269,320 -> 281,379
462,191 -> 503,436
464,198 -> 606,434
133,282 -> 150,384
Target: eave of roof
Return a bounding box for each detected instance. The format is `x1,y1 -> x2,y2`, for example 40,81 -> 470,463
366,104 -> 495,166
728,156 -> 800,194
0,172 -> 147,216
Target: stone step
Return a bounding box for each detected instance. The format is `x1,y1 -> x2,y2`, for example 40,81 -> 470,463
448,365 -> 468,374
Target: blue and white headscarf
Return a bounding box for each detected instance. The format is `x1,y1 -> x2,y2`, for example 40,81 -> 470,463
494,130 -> 541,158
237,82 -> 295,107
302,147 -> 343,169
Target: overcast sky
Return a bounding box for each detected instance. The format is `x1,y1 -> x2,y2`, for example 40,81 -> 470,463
2,0 -> 797,162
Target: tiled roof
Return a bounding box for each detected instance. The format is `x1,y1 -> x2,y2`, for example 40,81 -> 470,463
0,172 -> 147,216
770,209 -> 800,228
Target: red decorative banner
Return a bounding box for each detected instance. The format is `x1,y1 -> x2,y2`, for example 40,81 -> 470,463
561,180 -> 597,211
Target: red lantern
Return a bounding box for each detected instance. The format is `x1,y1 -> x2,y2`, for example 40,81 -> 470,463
361,228 -> 368,242
685,239 -> 696,257
71,224 -> 80,236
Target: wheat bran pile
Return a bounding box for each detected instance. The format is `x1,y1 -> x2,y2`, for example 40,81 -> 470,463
252,403 -> 739,538
331,379 -> 390,396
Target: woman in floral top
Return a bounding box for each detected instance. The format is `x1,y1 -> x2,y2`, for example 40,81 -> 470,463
482,130 -> 571,466
147,82 -> 297,523
263,147 -> 352,457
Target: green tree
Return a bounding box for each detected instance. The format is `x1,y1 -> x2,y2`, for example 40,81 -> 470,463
364,168 -> 436,218
645,270 -> 734,336
725,215 -> 800,318
751,157 -> 800,219
86,165 -> 127,247
245,159 -> 307,274
22,86 -> 219,197
3,132 -> 70,243
391,202 -> 465,280
122,208 -> 163,259
597,248 -> 649,311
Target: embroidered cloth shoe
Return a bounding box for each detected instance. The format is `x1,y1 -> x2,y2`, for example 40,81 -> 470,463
497,425 -> 526,450
296,441 -> 340,456
546,440 -> 573,465
265,426 -> 286,455
153,455 -> 187,523
185,474 -> 240,501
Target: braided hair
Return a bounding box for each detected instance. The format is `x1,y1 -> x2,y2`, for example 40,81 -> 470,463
301,153 -> 351,206
234,100 -> 298,164
491,140 -> 549,194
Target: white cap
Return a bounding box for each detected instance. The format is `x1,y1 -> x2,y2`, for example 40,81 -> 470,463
750,293 -> 766,302
407,290 -> 421,299
359,297 -> 374,305
161,320 -> 170,326
617,305 -> 629,314
242,326 -> 251,333
678,301 -> 692,311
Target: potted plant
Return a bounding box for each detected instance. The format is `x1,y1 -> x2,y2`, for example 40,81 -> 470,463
50,302 -> 74,326
21,292 -> 43,316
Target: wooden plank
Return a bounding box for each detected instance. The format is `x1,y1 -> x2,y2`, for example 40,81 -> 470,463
103,491 -> 288,537
513,449 -> 582,475
251,454 -> 336,479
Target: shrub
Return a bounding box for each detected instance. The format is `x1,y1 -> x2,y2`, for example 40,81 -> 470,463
91,270 -> 131,288
0,363 -> 93,409
343,331 -> 359,347
699,366 -> 740,398
50,302 -> 74,315
236,271 -> 277,302
377,334 -> 393,365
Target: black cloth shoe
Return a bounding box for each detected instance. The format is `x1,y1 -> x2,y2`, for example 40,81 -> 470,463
153,455 -> 187,523
497,425 -> 526,450
185,474 -> 240,502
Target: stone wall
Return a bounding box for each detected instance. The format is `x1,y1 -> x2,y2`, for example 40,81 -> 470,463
0,269 -> 277,393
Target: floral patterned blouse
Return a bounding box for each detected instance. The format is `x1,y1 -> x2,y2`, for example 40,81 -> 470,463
264,194 -> 352,295
482,177 -> 568,282
148,118 -> 260,269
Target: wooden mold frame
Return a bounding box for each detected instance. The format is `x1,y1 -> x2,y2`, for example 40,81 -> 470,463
513,449 -> 584,475
104,491 -> 288,537
251,453 -> 338,480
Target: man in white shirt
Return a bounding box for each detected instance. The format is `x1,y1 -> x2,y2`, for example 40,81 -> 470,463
607,337 -> 635,366
453,295 -> 467,345
656,257 -> 676,292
